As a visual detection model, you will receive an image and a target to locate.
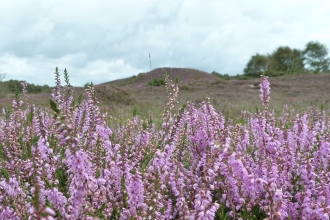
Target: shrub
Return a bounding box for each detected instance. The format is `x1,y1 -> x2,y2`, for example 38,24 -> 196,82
1,68 -> 330,219
95,86 -> 136,105
179,85 -> 193,90
211,79 -> 227,85
211,71 -> 232,80
146,78 -> 165,86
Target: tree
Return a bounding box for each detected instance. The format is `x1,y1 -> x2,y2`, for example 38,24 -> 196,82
302,41 -> 330,73
291,49 -> 305,72
84,81 -> 94,88
6,79 -> 23,93
0,73 -> 6,95
243,53 -> 271,77
271,46 -> 304,73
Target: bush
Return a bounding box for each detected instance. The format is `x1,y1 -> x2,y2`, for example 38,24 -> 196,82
146,78 -> 165,86
84,81 -> 94,88
179,85 -> 193,90
0,79 -> 52,94
211,71 -> 232,80
95,86 -> 136,105
211,79 -> 227,85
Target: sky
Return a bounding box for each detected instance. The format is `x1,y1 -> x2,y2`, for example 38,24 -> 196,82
0,0 -> 330,86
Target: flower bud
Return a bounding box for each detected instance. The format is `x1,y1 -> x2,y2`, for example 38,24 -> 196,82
263,206 -> 270,213
274,211 -> 281,219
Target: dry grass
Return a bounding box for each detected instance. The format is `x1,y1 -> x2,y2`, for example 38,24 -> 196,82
98,70 -> 330,121
1,69 -> 330,125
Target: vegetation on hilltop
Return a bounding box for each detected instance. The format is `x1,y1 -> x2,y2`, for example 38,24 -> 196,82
243,40 -> 330,77
0,74 -> 52,94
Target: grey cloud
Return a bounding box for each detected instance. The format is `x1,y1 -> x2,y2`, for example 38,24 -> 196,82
0,0 -> 330,86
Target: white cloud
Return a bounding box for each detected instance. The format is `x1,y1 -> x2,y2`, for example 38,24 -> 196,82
80,59 -> 144,84
0,0 -> 330,85
0,54 -> 35,77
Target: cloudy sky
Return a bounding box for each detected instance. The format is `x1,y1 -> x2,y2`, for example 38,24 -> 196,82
0,0 -> 329,86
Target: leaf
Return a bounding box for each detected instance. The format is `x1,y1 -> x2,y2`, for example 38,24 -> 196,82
175,76 -> 179,84
4,107 -> 11,120
78,93 -> 83,105
0,168 -> 9,181
132,106 -> 137,117
49,99 -> 60,114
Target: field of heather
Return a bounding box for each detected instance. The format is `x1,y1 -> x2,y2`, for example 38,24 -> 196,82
1,69 -> 330,219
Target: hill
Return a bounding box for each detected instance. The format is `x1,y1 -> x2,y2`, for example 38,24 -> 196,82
99,67 -> 219,88
93,68 -> 330,120
1,68 -> 330,122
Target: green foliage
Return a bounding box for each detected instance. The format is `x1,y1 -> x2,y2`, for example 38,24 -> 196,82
95,169 -> 101,178
76,94 -> 83,106
138,72 -> 146,77
211,71 -> 256,80
243,41 -> 330,77
211,71 -> 232,80
271,46 -> 304,73
14,86 -> 20,101
179,85 -> 194,90
0,168 -> 9,181
93,202 -> 106,218
64,68 -> 70,86
0,143 -> 5,161
175,76 -> 179,84
49,99 -> 60,114
26,135 -> 38,159
4,107 -> 11,120
63,68 -> 72,95
132,106 -> 137,117
0,79 -> 51,94
146,78 -> 165,86
84,81 -> 94,88
110,207 -> 120,219
303,41 -> 330,73
56,167 -> 69,196
7,80 -> 23,93
0,73 -> 7,96
243,53 -> 270,77
27,84 -> 51,93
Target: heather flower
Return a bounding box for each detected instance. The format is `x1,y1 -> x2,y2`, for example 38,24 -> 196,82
192,189 -> 219,220
45,188 -> 67,216
0,207 -> 20,220
126,171 -> 146,215
2,68 -> 330,219
65,149 -> 96,218
260,76 -> 270,106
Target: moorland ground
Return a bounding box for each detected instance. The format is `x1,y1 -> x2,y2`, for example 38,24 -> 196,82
1,67 -> 330,125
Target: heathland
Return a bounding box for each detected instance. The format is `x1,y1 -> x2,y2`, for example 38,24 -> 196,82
1,67 -> 329,124
1,67 -> 330,219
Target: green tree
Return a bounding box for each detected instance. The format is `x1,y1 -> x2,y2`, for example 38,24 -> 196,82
302,41 -> 330,73
84,81 -> 94,88
243,53 -> 271,77
271,46 -> 304,73
6,80 -> 23,93
0,73 -> 6,95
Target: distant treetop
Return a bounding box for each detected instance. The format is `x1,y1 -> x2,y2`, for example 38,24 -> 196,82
243,40 -> 330,77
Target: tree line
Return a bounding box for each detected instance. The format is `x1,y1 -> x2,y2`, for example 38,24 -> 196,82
243,41 -> 330,77
0,74 -> 52,94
